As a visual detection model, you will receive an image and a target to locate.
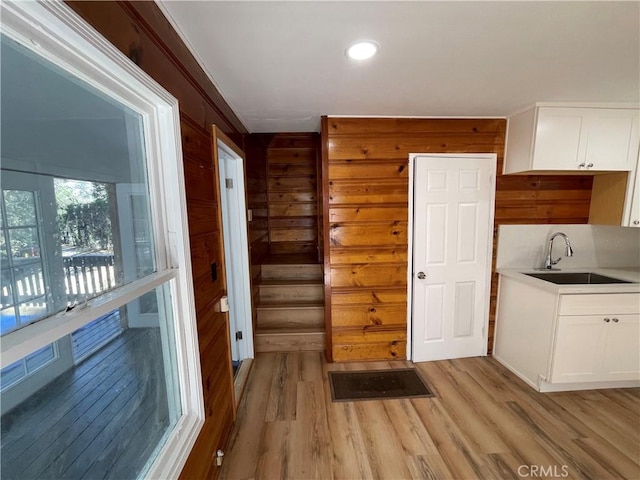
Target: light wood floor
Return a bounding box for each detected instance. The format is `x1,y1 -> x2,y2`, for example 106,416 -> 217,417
221,352 -> 640,480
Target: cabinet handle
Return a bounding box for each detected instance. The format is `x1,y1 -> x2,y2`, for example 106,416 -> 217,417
633,220 -> 639,225
612,318 -> 619,323
587,163 -> 594,168
578,163 -> 586,169
604,317 -> 611,323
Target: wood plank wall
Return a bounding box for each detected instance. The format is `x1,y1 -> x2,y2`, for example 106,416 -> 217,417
267,133 -> 320,255
66,3 -> 246,479
322,117 -> 593,362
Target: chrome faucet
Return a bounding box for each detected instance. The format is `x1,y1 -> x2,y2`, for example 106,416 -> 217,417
543,232 -> 574,270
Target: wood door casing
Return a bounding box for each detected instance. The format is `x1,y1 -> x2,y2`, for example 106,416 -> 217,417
243,134 -> 270,328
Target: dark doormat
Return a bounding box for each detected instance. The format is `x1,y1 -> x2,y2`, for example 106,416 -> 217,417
328,368 -> 434,402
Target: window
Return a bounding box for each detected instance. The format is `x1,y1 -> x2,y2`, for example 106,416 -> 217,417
1,188 -> 49,333
0,344 -> 57,391
0,2 -> 203,479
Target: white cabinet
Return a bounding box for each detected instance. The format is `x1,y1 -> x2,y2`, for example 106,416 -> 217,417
625,157 -> 640,227
551,313 -> 640,383
603,315 -> 640,378
551,292 -> 640,384
494,277 -> 640,392
504,105 -> 639,174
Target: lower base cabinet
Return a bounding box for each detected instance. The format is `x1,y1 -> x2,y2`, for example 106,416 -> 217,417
494,276 -> 640,392
551,313 -> 640,383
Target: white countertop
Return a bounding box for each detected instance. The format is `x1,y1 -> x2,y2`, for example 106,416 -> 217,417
497,267 -> 640,294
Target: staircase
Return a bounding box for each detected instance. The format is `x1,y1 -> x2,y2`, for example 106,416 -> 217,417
254,255 -> 325,352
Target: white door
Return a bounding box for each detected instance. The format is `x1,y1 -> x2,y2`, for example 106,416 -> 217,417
214,130 -> 254,363
410,154 -> 496,362
116,184 -> 158,328
0,172 -> 73,414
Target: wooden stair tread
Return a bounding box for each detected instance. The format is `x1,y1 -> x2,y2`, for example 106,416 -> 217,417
257,301 -> 324,309
261,253 -> 320,265
256,327 -> 325,335
261,263 -> 323,282
259,279 -> 323,287
256,256 -> 326,353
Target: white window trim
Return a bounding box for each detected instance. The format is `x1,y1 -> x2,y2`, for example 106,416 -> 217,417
0,1 -> 204,478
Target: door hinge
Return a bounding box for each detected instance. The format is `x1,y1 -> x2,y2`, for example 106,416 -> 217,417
225,178 -> 233,189
236,331 -> 243,341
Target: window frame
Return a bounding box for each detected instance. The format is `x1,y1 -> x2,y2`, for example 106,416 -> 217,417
0,1 -> 204,477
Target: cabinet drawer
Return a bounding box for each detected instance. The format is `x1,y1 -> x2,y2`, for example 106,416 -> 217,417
558,293 -> 640,316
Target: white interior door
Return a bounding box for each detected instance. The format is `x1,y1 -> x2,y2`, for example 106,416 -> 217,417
215,135 -> 254,363
410,154 -> 496,362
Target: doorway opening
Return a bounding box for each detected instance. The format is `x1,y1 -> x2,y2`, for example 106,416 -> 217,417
214,128 -> 254,372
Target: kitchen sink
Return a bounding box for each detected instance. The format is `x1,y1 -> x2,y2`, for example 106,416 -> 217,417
524,272 -> 633,285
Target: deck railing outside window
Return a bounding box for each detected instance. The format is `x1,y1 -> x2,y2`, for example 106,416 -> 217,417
63,254 -> 117,304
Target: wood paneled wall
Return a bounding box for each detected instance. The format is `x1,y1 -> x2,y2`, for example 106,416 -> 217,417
322,117 -> 593,362
66,3 -> 246,479
267,133 -> 320,255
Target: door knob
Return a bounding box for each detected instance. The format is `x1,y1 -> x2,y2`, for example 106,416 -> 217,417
604,317 -> 611,323
417,272 -> 426,279
612,318 -> 619,323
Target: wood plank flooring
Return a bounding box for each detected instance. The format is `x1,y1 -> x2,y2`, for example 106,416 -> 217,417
1,328 -> 170,480
71,311 -> 122,361
221,352 -> 640,480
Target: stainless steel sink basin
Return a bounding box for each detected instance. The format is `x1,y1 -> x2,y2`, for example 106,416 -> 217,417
524,272 -> 633,285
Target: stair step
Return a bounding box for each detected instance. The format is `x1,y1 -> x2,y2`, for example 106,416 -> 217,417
262,253 -> 318,265
261,263 -> 323,281
254,328 -> 326,353
257,301 -> 324,329
259,281 -> 323,302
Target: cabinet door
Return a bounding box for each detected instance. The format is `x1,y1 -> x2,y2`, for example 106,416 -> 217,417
584,109 -> 638,171
533,108 -> 584,170
626,159 -> 640,227
551,315 -> 606,383
602,314 -> 640,381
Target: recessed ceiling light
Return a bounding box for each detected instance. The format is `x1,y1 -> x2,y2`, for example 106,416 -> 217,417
346,41 -> 379,61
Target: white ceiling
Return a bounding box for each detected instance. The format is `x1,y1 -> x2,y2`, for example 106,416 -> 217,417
158,1 -> 640,133
1,35 -> 137,183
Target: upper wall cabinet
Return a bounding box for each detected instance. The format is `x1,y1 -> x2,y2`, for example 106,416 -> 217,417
627,161 -> 640,227
504,105 -> 640,174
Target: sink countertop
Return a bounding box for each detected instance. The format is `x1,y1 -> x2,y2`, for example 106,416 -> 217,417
497,267 -> 640,294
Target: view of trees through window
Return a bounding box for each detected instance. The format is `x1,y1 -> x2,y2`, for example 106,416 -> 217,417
1,177 -> 119,337
54,179 -> 113,255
